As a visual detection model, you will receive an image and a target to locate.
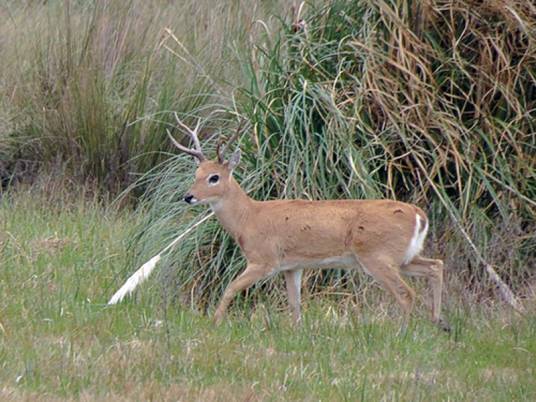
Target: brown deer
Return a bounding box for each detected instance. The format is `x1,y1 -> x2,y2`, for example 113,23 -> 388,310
169,119 -> 449,331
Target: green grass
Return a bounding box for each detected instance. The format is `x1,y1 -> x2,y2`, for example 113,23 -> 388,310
0,1 -> 534,399
1,190 -> 535,401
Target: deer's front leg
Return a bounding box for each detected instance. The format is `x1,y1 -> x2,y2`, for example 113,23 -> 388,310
284,269 -> 303,324
214,264 -> 271,324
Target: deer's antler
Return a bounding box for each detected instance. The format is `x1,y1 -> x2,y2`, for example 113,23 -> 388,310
167,113 -> 206,162
217,119 -> 246,163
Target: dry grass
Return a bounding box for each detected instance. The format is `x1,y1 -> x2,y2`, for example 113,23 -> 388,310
0,0 -> 287,191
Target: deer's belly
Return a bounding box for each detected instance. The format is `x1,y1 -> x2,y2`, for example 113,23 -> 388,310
278,253 -> 356,271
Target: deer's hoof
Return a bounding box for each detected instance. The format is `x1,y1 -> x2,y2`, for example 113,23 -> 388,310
213,312 -> 224,326
436,317 -> 451,333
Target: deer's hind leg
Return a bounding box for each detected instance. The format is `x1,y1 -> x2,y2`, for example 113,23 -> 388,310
401,256 -> 448,331
356,254 -> 416,323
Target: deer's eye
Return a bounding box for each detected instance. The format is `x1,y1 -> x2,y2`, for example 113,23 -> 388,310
208,174 -> 220,184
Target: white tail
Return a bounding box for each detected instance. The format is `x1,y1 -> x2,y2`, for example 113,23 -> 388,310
170,119 -> 448,330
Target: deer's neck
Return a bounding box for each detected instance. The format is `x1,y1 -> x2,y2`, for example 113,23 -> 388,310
210,178 -> 253,238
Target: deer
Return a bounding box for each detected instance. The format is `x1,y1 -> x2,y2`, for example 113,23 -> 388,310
168,118 -> 449,331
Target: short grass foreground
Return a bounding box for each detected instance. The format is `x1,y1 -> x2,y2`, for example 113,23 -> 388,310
1,193 -> 535,401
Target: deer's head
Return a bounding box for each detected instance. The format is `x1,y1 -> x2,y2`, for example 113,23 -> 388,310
168,117 -> 242,206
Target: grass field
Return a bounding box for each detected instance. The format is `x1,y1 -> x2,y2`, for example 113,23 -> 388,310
1,190 -> 535,401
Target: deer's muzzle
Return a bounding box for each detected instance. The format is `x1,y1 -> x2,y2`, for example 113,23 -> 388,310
184,194 -> 197,204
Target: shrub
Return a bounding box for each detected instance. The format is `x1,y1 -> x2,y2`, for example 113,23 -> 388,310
127,0 -> 535,310
0,0 -> 283,191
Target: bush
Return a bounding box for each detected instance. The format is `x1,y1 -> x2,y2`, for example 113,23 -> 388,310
0,0 -> 284,192
127,0 -> 535,309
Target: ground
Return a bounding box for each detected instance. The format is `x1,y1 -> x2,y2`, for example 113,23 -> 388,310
1,192 -> 535,401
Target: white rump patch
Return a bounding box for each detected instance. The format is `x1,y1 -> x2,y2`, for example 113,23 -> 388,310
403,214 -> 429,265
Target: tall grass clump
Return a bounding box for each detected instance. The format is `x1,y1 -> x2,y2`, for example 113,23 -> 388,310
0,0 -> 285,192
124,0 -> 535,311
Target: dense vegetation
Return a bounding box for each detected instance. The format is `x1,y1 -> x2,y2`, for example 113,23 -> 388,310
126,0 -> 535,308
0,1 -> 534,309
0,0 -> 283,191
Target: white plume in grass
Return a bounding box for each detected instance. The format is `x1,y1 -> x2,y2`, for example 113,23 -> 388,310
108,256 -> 161,305
108,212 -> 214,305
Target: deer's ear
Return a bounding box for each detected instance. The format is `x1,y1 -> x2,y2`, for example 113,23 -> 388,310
227,149 -> 241,170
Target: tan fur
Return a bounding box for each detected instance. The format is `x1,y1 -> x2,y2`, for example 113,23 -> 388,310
183,160 -> 446,329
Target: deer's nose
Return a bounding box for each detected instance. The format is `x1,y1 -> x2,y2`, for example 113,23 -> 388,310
184,194 -> 194,204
